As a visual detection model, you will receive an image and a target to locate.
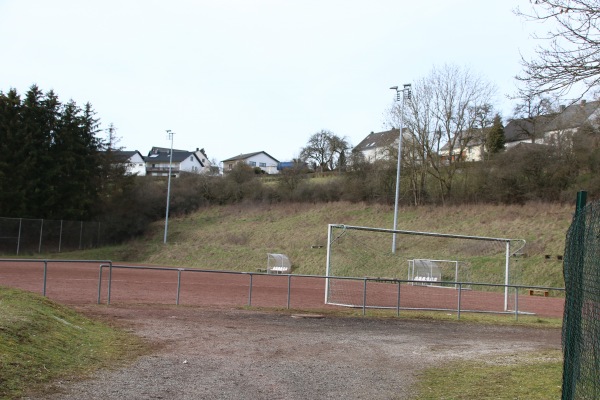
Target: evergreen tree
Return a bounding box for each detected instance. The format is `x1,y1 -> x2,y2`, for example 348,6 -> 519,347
0,86 -> 105,219
486,114 -> 505,157
0,89 -> 24,216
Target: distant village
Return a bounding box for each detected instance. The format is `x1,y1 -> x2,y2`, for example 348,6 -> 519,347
118,100 -> 599,177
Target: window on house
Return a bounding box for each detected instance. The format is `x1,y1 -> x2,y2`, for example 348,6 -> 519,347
249,161 -> 257,167
259,162 -> 266,167
190,156 -> 193,161
228,164 -> 233,170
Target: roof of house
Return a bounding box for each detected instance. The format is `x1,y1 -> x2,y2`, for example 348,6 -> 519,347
112,150 -> 144,159
352,128 -> 405,153
222,151 -> 279,163
504,100 -> 600,143
146,148 -> 204,166
543,100 -> 600,132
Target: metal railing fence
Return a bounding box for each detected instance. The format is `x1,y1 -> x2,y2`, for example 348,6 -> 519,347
0,259 -> 565,320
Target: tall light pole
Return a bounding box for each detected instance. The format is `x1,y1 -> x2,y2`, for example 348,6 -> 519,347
390,84 -> 411,253
164,130 -> 175,244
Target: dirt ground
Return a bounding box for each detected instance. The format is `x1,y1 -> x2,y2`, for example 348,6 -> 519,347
23,304 -> 561,400
1,261 -> 562,399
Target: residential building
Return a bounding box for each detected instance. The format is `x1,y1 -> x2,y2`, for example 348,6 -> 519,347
438,128 -> 488,163
222,151 -> 280,174
146,147 -> 206,177
112,150 -> 146,176
352,128 -> 410,162
439,100 -> 600,161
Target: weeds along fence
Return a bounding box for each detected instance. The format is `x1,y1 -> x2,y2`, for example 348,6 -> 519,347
0,259 -> 565,319
0,218 -> 107,255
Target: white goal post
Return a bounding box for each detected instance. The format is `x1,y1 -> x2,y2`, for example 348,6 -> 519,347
325,224 -> 526,311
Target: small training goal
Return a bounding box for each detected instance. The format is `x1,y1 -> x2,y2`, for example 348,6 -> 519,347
408,259 -> 470,289
267,253 -> 292,274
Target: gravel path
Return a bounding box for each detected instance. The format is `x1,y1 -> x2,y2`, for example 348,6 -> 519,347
25,305 -> 561,400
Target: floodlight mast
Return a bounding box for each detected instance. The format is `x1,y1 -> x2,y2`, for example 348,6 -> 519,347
164,130 -> 175,244
390,83 -> 411,254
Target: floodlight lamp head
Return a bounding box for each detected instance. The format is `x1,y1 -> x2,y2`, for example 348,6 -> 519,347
390,86 -> 398,90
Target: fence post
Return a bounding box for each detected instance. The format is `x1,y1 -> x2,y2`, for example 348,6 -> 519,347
287,274 -> 291,309
362,278 -> 367,316
79,221 -> 83,250
16,218 -> 22,255
97,265 -> 104,304
396,280 -> 401,317
58,220 -> 63,253
38,219 -> 44,253
515,287 -> 519,321
43,260 -> 48,297
107,262 -> 113,305
457,282 -> 462,320
248,273 -> 253,306
176,269 -> 183,305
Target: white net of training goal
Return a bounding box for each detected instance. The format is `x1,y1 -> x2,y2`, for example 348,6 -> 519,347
325,224 -> 525,310
267,253 -> 291,274
408,259 -> 470,289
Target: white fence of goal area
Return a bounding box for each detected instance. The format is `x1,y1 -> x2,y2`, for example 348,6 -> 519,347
325,224 -> 526,311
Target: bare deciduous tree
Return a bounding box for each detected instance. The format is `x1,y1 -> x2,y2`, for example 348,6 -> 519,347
515,0 -> 600,97
397,64 -> 496,204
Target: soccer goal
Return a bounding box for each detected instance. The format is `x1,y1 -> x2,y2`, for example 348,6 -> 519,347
324,224 -> 525,311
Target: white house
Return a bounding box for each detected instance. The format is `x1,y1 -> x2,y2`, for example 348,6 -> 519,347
150,147 -> 214,174
113,150 -> 146,176
352,128 -> 410,162
222,151 -> 280,174
438,129 -> 487,163
193,148 -> 215,174
146,147 -> 206,177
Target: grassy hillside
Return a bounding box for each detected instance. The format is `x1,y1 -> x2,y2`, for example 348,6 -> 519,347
0,287 -> 146,398
73,202 -> 573,288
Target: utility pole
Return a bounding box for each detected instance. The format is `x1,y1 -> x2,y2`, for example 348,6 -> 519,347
164,130 -> 175,244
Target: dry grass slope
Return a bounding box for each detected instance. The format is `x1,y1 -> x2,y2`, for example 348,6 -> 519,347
77,202 -> 573,288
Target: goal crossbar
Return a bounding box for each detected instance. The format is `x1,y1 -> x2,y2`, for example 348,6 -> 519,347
328,224 -> 524,245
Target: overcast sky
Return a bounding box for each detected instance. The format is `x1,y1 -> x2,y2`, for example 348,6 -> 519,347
1,0 -> 546,164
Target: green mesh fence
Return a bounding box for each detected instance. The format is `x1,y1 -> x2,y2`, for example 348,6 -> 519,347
562,196 -> 600,399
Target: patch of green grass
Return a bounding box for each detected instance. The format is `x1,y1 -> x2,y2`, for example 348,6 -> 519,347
244,306 -> 563,329
412,350 -> 563,399
0,286 -> 148,398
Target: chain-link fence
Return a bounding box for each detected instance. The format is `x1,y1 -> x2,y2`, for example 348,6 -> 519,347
562,192 -> 600,400
0,217 -> 107,255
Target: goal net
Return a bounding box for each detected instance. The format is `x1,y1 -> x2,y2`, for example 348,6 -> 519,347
325,224 -> 525,311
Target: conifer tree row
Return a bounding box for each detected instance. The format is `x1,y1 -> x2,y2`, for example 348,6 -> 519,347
0,85 -> 107,220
